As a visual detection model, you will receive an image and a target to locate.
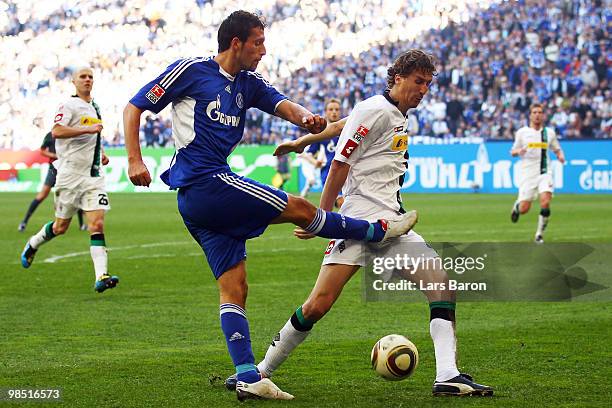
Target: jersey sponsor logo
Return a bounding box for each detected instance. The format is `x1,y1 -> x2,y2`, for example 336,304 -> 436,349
145,84 -> 165,104
236,92 -> 244,109
341,139 -> 359,158
391,134 -> 408,151
54,113 -> 63,123
325,240 -> 336,255
393,125 -> 404,133
206,94 -> 241,127
528,142 -> 548,149
80,116 -> 102,126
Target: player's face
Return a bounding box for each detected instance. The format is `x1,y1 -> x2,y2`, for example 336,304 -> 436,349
530,108 -> 544,126
238,27 -> 266,71
397,70 -> 432,109
73,69 -> 94,94
325,102 -> 341,123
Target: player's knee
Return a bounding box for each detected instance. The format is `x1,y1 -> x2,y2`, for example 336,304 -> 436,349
53,223 -> 68,235
287,195 -> 316,225
302,296 -> 332,321
88,218 -> 104,233
519,201 -> 531,214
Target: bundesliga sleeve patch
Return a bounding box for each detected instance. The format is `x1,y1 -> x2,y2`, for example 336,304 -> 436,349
351,124 -> 369,142
146,84 -> 165,104
54,113 -> 63,123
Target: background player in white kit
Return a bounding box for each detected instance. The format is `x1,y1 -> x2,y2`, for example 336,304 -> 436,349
226,49 -> 493,397
20,67 -> 119,293
510,103 -> 565,243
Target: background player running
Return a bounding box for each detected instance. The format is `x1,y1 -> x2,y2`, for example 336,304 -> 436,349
20,67 -> 118,294
510,103 -> 565,243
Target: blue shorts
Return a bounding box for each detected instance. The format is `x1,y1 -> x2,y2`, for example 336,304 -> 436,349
178,172 -> 288,279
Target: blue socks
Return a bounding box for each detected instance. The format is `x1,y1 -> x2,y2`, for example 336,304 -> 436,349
304,208 -> 386,242
220,303 -> 259,383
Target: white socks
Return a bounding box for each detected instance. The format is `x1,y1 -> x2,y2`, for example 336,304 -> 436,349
90,246 -> 108,280
430,318 -> 460,382
536,214 -> 549,237
29,222 -> 55,249
257,318 -> 311,377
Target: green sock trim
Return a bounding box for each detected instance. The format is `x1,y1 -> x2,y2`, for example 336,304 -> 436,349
295,306 -> 313,326
44,221 -> 56,238
90,240 -> 106,247
429,301 -> 456,310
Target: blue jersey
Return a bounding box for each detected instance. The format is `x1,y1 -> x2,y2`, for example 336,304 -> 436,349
130,57 -> 287,188
306,136 -> 339,183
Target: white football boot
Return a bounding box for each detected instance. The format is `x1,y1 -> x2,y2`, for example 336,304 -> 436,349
380,210 -> 418,243
236,378 -> 294,401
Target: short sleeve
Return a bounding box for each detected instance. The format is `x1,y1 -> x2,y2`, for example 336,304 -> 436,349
53,102 -> 73,127
548,128 -> 561,151
130,58 -> 202,114
246,72 -> 286,115
334,105 -> 382,166
512,129 -> 523,150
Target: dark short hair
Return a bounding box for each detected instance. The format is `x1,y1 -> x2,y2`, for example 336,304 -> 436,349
529,103 -> 544,113
218,10 -> 266,52
386,49 -> 437,89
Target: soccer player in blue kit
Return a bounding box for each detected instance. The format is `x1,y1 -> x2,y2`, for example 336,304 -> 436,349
124,10 -> 417,401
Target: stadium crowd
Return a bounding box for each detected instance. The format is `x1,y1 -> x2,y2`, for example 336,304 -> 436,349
0,0 -> 609,150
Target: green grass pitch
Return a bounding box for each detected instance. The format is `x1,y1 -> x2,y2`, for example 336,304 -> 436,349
1,192 -> 611,407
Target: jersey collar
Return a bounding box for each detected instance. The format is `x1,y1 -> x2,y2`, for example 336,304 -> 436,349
383,89 -> 399,106
218,65 -> 235,82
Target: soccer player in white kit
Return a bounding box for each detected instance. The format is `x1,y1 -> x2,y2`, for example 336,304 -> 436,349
226,50 -> 493,397
20,67 -> 119,293
510,103 -> 565,243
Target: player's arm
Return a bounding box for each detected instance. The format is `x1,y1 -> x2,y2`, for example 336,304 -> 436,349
549,133 -> 565,164
39,147 -> 57,161
320,160 -> 349,211
275,100 -> 326,135
274,117 -> 348,156
124,102 -> 151,186
52,123 -> 102,139
510,132 -> 526,157
552,148 -> 565,164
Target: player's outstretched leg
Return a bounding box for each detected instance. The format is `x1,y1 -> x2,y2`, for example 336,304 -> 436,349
277,196 -> 418,243
19,198 -> 43,232
535,207 -> 551,244
21,221 -> 58,268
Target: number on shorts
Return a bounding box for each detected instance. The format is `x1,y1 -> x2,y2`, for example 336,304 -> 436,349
98,194 -> 109,206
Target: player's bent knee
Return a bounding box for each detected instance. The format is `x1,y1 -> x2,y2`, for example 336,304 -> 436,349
301,297 -> 332,321
519,201 -> 531,214
283,195 -> 316,226
88,219 -> 104,233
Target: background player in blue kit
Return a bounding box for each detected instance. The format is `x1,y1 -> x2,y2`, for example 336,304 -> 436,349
302,98 -> 345,207
123,10 -> 417,401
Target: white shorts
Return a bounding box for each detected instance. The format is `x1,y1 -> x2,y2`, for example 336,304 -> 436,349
518,173 -> 554,202
54,174 -> 110,219
322,230 -> 439,269
301,162 -> 317,182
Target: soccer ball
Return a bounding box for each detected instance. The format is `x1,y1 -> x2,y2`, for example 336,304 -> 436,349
371,334 -> 419,380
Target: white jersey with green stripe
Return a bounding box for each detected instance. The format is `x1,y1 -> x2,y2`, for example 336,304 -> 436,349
53,96 -> 103,183
512,126 -> 561,178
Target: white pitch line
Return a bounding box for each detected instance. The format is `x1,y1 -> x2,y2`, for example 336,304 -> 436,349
37,242 -> 312,264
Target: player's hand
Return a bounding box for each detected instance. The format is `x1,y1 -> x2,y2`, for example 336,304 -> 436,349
89,123 -> 103,133
315,160 -> 323,168
519,147 -> 527,156
101,153 -> 109,165
293,227 -> 315,240
128,160 -> 152,187
274,138 -> 305,156
302,115 -> 326,135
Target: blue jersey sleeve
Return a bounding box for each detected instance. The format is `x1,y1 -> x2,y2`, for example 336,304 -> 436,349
245,71 -> 286,115
130,58 -> 202,114
306,141 -> 321,155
